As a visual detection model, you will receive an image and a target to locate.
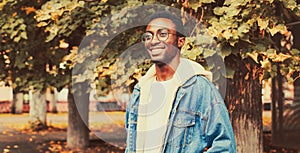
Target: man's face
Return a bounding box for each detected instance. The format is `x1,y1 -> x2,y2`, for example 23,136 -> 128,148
144,18 -> 181,64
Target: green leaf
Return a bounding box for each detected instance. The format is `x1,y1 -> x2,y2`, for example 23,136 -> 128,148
280,65 -> 289,75
222,30 -> 232,40
195,34 -> 214,45
190,1 -> 201,10
191,47 -> 203,60
20,32 -> 27,39
14,53 -> 26,69
229,39 -> 238,46
19,24 -> 26,31
271,64 -> 277,72
213,7 -> 225,15
200,0 -> 215,3
226,6 -> 241,17
287,77 -> 294,83
213,71 -> 220,82
290,49 -> 300,56
225,66 -> 235,79
269,0 -> 275,3
220,46 -> 232,59
225,0 -> 250,6
266,48 -> 276,55
237,23 -> 250,35
46,33 -> 56,42
255,43 -> 267,53
295,5 -> 300,16
203,48 -> 216,58
10,30 -> 18,39
281,0 -> 297,10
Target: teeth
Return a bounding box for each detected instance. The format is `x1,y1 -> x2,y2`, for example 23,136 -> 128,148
151,49 -> 161,55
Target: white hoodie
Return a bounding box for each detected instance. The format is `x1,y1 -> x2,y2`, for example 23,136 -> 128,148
136,58 -> 212,152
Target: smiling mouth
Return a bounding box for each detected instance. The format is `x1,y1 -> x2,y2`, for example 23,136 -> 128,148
150,49 -> 162,55
150,46 -> 165,50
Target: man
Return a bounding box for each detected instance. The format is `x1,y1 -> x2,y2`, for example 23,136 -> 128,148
125,12 -> 236,153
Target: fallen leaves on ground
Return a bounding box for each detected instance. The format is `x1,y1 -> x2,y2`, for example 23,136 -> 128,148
34,139 -> 124,153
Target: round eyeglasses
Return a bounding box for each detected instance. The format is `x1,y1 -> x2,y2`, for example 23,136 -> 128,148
141,28 -> 177,43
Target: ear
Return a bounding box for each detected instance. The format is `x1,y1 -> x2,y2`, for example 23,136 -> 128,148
177,37 -> 185,48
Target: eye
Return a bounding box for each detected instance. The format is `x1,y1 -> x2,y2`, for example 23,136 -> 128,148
159,32 -> 168,38
158,29 -> 169,38
142,32 -> 153,42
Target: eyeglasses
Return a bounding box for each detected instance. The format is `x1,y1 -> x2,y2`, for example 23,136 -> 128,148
141,28 -> 177,44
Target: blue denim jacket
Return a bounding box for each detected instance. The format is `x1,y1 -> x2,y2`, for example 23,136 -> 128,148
125,75 -> 236,153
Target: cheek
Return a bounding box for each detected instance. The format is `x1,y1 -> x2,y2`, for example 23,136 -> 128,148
166,43 -> 178,52
144,43 -> 151,50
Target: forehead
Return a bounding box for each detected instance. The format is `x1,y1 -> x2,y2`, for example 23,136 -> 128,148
146,18 -> 176,31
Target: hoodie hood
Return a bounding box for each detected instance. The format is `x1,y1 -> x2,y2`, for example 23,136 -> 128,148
139,58 -> 212,88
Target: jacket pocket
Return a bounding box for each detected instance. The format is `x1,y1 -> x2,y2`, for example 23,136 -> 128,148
169,111 -> 195,148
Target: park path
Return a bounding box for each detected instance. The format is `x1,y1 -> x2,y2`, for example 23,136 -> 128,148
0,112 -> 126,153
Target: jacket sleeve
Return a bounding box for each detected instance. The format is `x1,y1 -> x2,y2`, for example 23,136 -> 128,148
204,90 -> 236,153
125,105 -> 129,153
125,83 -> 140,153
125,84 -> 139,131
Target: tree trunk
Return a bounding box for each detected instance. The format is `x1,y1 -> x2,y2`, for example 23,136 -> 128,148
11,92 -> 23,114
67,82 -> 90,150
226,57 -> 263,153
48,88 -> 58,113
271,65 -> 285,144
29,90 -> 47,128
294,75 -> 300,103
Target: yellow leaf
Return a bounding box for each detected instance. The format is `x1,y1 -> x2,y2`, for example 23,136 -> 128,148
222,30 -> 232,40
267,24 -> 288,36
261,58 -> 270,69
0,0 -> 7,10
59,39 -> 69,49
257,17 -> 269,30
246,52 -> 259,63
12,12 -> 17,17
25,7 -> 36,15
37,22 -> 48,27
272,53 -> 291,62
50,12 -> 60,21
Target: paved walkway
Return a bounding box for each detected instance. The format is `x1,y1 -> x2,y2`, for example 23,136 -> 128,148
0,112 -> 126,153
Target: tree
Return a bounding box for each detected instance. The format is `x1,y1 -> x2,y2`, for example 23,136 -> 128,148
0,0 -> 70,128
182,0 -> 300,152
33,0 -> 300,152
0,0 -> 33,114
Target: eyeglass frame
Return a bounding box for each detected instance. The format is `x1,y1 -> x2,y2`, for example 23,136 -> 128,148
141,28 -> 178,44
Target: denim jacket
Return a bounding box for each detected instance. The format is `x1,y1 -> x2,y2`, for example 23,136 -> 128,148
125,59 -> 236,153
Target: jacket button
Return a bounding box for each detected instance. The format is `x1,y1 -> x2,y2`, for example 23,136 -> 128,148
178,119 -> 182,124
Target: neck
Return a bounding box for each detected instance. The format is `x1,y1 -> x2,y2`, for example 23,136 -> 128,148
155,57 -> 180,81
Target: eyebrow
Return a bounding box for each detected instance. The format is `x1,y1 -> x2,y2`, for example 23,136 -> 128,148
145,28 -> 169,33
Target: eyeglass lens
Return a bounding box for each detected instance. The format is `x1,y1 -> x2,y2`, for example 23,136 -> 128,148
141,29 -> 170,43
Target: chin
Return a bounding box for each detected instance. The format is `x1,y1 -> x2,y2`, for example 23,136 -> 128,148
151,59 -> 161,63
151,58 -> 169,65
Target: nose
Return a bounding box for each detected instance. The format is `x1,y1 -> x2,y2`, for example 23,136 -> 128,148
150,34 -> 160,45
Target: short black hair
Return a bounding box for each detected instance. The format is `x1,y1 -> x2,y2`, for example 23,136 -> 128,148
147,11 -> 185,37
